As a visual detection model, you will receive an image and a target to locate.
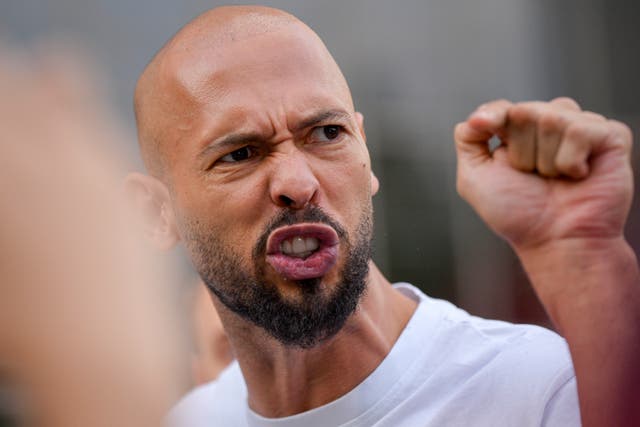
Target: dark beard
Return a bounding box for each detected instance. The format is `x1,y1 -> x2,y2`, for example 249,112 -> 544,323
184,205 -> 372,349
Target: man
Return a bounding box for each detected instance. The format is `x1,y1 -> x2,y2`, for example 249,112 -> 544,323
127,5 -> 640,426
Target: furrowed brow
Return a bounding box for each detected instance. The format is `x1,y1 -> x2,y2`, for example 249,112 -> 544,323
197,131 -> 263,160
293,110 -> 351,133
196,110 -> 351,160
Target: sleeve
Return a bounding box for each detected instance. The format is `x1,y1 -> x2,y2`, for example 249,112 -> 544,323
541,375 -> 581,427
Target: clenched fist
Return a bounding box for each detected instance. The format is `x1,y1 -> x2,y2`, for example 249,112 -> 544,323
454,97 -> 633,250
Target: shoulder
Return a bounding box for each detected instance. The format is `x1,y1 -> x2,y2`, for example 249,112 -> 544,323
405,282 -> 573,377
397,282 -> 571,361
167,361 -> 247,427
395,283 -> 578,424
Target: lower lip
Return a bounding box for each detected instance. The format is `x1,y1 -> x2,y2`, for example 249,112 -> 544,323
266,245 -> 338,281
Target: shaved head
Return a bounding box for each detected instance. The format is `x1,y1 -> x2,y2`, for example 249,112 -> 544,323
134,5 -> 350,179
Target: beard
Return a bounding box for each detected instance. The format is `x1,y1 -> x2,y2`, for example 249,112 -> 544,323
183,205 -> 373,349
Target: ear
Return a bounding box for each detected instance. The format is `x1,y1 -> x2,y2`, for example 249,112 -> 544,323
355,112 -> 379,196
355,111 -> 367,142
124,172 -> 180,250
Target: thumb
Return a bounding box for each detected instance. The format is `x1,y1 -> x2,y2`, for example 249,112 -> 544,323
454,101 -> 513,201
454,121 -> 493,167
454,99 -> 513,168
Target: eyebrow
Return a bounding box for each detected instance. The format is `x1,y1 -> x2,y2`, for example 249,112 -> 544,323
197,131 -> 263,161
197,109 -> 352,160
291,109 -> 352,133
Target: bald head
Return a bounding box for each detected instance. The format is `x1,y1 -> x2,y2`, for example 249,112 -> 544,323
134,5 -> 351,179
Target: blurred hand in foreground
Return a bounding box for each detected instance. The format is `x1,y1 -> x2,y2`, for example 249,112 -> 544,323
0,43 -> 187,427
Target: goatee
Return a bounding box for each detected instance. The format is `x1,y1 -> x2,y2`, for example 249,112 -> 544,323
185,205 -> 373,348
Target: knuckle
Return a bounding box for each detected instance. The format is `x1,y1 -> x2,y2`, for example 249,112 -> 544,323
508,101 -> 547,125
478,98 -> 511,111
453,122 -> 465,137
550,96 -> 581,110
608,120 -> 633,142
538,111 -> 565,134
454,121 -> 469,133
494,98 -> 511,108
581,111 -> 606,122
550,96 -> 575,103
508,104 -> 531,125
607,120 -> 633,153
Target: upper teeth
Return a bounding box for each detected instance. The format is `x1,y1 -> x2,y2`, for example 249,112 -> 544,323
281,236 -> 320,258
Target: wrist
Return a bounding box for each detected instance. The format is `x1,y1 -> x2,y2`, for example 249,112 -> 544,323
514,237 -> 639,326
515,236 -> 635,266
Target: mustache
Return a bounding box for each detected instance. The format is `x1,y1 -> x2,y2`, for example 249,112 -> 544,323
252,206 -> 347,259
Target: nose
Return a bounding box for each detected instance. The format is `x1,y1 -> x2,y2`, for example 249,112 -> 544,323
268,151 -> 319,209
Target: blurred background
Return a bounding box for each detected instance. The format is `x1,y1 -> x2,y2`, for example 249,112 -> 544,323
2,0 -> 639,328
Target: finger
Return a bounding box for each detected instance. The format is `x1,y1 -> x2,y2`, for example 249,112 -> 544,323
506,102 -> 545,172
549,97 -> 581,112
582,111 -> 607,122
605,120 -> 633,156
536,110 -> 569,177
555,119 -> 609,179
466,99 -> 513,136
535,107 -> 609,178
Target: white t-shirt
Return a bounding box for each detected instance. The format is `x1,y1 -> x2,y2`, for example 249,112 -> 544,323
168,283 -> 580,426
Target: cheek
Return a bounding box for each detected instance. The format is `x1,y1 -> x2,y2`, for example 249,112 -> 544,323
180,175 -> 273,250
319,159 -> 373,222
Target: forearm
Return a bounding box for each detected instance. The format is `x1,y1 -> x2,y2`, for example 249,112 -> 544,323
516,237 -> 640,427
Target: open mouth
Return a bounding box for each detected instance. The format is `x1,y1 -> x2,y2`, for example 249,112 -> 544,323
280,236 -> 320,259
265,223 -> 340,281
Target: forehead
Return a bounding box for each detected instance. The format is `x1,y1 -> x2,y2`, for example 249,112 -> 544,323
167,26 -> 353,125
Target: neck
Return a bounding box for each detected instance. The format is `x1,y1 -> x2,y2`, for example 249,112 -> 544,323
213,262 -> 417,418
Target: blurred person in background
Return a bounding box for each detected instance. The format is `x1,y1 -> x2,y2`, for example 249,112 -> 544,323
128,5 -> 640,427
190,279 -> 234,385
0,43 -> 187,426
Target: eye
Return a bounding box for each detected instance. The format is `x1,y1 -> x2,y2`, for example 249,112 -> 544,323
220,146 -> 257,163
310,125 -> 343,142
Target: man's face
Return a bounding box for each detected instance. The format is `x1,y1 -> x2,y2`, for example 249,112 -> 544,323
162,26 -> 377,347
